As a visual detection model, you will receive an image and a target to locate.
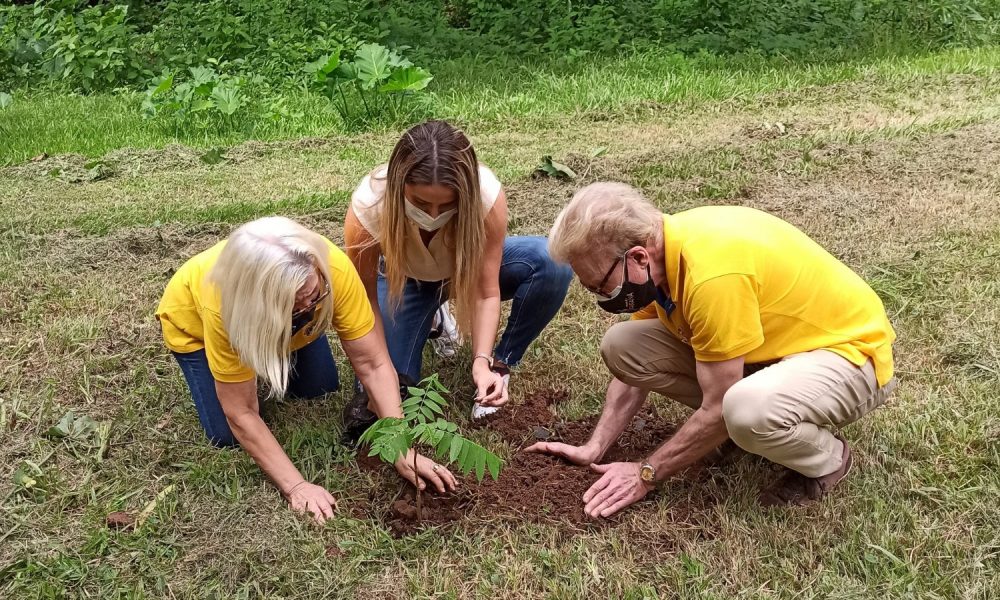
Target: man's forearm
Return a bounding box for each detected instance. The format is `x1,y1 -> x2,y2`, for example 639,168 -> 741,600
646,404 -> 729,481
586,378 -> 649,460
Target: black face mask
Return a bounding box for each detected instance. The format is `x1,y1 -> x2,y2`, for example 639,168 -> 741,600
596,259 -> 658,314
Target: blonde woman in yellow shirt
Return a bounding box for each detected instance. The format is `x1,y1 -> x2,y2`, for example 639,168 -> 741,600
156,217 -> 457,524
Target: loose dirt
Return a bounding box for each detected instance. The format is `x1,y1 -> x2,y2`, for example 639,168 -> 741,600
360,389 -> 723,536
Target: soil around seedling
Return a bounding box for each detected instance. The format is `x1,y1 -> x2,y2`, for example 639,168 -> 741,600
473,388 -> 566,443
356,389 -> 724,536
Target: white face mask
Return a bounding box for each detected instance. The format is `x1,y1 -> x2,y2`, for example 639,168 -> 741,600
405,199 -> 457,231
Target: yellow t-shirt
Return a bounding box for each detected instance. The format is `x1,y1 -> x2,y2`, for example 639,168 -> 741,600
155,237 -> 375,383
633,207 -> 896,387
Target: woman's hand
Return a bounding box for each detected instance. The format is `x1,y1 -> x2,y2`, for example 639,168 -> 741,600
283,481 -> 337,524
473,361 -> 508,407
394,449 -> 458,493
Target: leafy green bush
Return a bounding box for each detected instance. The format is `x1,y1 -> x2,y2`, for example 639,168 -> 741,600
305,42 -> 433,130
146,0 -> 385,81
445,0 -> 999,56
2,1 -> 998,93
0,0 -> 146,91
141,65 -> 248,125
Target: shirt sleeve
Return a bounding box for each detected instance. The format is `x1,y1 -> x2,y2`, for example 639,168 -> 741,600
629,302 -> 660,321
683,274 -> 764,362
328,246 -> 376,341
478,165 -> 503,208
202,309 -> 255,383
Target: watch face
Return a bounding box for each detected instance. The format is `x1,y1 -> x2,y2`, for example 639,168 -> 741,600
640,464 -> 655,482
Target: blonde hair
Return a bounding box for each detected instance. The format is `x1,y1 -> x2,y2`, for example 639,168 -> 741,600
376,120 -> 485,332
549,182 -> 662,264
209,216 -> 333,397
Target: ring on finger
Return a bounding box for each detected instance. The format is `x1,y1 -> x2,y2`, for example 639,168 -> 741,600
432,464 -> 440,472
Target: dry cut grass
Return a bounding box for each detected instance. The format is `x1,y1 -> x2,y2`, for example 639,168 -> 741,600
1,61 -> 998,599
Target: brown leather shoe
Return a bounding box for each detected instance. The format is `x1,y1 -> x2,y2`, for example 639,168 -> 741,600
758,434 -> 853,507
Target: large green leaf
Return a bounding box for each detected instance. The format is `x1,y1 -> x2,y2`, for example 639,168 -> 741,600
211,83 -> 243,116
534,155 -> 577,179
379,66 -> 432,94
353,43 -> 391,90
449,435 -> 463,463
147,72 -> 174,98
304,51 -> 341,78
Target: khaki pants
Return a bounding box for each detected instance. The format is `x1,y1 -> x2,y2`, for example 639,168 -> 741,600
600,319 -> 896,478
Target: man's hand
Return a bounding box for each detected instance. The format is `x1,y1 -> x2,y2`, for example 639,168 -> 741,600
583,462 -> 654,518
394,450 -> 459,493
523,441 -> 602,466
284,481 -> 337,524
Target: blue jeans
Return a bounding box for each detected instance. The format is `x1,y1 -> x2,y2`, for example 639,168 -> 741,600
172,334 -> 340,447
378,236 -> 573,381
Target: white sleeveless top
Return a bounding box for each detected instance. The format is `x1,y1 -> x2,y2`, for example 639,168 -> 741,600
351,164 -> 503,282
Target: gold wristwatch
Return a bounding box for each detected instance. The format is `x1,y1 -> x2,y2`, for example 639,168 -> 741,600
639,461 -> 657,486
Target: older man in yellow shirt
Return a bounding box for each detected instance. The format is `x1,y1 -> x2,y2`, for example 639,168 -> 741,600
528,183 -> 897,517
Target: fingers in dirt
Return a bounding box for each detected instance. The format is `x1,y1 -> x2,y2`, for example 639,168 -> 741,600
602,497 -> 632,517
583,474 -> 611,503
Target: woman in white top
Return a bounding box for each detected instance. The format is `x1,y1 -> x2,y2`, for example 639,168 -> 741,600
343,120 -> 573,424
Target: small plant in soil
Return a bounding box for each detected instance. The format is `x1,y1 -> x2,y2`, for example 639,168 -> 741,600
360,374 -> 502,521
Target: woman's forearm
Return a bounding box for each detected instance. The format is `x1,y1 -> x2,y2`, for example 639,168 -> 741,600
471,295 -> 502,364
227,410 -> 304,495
215,380 -> 304,495
355,359 -> 404,420
341,332 -> 404,419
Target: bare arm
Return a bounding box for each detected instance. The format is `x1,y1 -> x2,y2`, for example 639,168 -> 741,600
344,205 -> 385,340
526,377 -> 648,463
576,356 -> 745,518
471,190 -> 508,405
644,356 -> 744,481
216,379 -> 338,521
340,329 -> 402,419
582,378 -> 649,460
216,379 -> 306,494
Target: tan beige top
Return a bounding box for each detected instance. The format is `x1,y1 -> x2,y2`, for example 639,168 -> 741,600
351,164 -> 503,282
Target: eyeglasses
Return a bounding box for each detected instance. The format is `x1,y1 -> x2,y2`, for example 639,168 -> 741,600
292,274 -> 331,320
582,253 -> 625,300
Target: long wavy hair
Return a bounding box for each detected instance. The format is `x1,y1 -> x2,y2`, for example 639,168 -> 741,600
376,120 -> 485,332
209,217 -> 333,397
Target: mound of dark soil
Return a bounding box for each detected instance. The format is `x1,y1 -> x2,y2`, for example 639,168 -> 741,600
363,389 -> 721,536
473,388 -> 566,443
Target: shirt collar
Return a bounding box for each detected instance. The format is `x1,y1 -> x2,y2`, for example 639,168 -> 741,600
662,213 -> 683,305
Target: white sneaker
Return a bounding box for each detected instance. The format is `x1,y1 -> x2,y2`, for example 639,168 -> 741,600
471,371 -> 509,420
428,302 -> 461,358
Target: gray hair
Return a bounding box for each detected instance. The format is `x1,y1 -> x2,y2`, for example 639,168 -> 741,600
548,182 -> 662,264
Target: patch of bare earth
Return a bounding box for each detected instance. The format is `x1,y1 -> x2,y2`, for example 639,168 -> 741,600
356,389 -> 723,538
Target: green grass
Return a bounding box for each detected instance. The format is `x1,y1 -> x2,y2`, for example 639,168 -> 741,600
2,46 -> 1000,598
3,45 -> 1000,166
